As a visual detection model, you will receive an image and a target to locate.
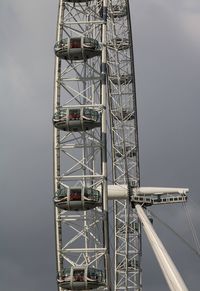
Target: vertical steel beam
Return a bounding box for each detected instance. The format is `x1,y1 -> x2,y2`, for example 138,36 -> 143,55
107,0 -> 142,289
53,2 -> 65,290
102,0 -> 111,289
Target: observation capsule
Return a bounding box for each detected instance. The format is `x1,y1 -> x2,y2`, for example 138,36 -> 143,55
108,37 -> 130,50
54,37 -> 101,60
57,267 -> 105,290
54,187 -> 101,211
116,146 -> 137,158
109,5 -> 127,18
53,107 -> 101,131
110,74 -> 133,85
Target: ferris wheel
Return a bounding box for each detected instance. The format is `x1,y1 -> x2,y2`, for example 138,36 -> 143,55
53,1 -> 189,290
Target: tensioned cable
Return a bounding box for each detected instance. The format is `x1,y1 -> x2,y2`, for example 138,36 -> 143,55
189,196 -> 200,208
182,202 -> 200,255
149,210 -> 200,258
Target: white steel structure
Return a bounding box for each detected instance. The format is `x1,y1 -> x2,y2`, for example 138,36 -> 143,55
53,1 -> 111,290
106,1 -> 141,290
53,1 -> 189,290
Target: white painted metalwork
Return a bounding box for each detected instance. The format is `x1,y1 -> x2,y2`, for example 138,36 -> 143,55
103,186 -> 188,200
53,1 -> 111,290
53,1 -> 189,291
107,1 -> 141,289
135,205 -> 189,291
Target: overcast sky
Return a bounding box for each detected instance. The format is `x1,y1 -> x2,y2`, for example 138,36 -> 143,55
0,0 -> 200,290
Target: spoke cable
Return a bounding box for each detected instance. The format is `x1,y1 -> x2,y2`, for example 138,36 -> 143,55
149,210 -> 200,258
182,202 -> 200,254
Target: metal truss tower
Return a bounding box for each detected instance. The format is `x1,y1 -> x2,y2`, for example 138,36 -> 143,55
106,1 -> 141,290
53,1 -> 189,291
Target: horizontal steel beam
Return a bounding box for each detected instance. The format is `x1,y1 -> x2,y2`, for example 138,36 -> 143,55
102,185 -> 189,200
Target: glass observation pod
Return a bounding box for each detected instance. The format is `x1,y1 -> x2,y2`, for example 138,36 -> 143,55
108,37 -> 130,50
53,107 -> 100,132
110,74 -> 133,85
116,146 -> 137,158
54,187 -> 101,211
112,108 -> 135,121
109,5 -> 127,18
57,267 -> 105,290
54,37 -> 101,61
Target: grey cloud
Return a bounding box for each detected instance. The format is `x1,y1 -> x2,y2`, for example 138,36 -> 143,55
0,0 -> 200,290
130,1 -> 200,290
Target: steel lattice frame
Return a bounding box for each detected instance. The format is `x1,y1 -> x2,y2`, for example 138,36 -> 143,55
53,1 -> 111,290
53,1 -> 141,291
107,1 -> 141,290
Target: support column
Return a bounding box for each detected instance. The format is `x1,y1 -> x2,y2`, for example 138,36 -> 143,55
135,204 -> 188,291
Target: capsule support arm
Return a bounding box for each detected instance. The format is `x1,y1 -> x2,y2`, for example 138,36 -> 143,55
104,185 -> 189,200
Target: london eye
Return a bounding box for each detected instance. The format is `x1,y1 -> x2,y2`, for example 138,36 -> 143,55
53,1 -> 189,290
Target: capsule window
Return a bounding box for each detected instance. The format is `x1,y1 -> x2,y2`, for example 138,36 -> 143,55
84,188 -> 91,200
60,110 -> 66,118
55,39 -> 67,50
83,109 -> 99,121
58,268 -> 70,281
87,269 -> 97,280
73,269 -> 85,282
84,38 -> 98,49
92,111 -> 99,121
94,189 -> 100,200
68,109 -> 80,120
84,188 -> 99,202
83,108 -> 92,119
54,110 -> 65,120
57,188 -> 68,197
70,38 -> 81,49
88,269 -> 103,282
70,189 -> 82,201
